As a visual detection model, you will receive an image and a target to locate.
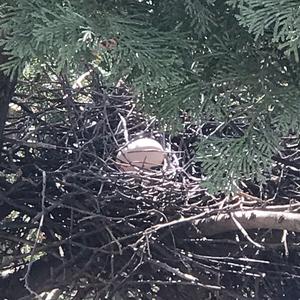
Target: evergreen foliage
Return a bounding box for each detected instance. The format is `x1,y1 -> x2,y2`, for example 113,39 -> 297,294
0,0 -> 300,191
228,0 -> 300,61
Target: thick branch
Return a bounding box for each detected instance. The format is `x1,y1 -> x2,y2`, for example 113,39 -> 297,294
0,191 -> 13,221
197,210 -> 300,236
0,50 -> 17,153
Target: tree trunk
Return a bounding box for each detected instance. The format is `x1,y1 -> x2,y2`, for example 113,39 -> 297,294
0,50 -> 17,154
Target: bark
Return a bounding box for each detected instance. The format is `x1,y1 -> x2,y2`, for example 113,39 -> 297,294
0,50 -> 17,154
0,190 -> 12,221
45,289 -> 61,300
197,210 -> 300,236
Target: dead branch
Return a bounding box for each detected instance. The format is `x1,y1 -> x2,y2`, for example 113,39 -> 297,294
197,210 -> 300,236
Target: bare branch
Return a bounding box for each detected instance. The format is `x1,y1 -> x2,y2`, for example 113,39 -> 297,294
197,210 -> 300,236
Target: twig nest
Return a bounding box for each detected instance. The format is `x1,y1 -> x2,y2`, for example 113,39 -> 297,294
117,138 -> 165,171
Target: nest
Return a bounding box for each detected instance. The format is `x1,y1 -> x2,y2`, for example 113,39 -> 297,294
0,72 -> 300,299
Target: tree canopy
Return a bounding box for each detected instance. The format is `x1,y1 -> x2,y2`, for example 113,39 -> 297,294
0,1 -> 300,299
